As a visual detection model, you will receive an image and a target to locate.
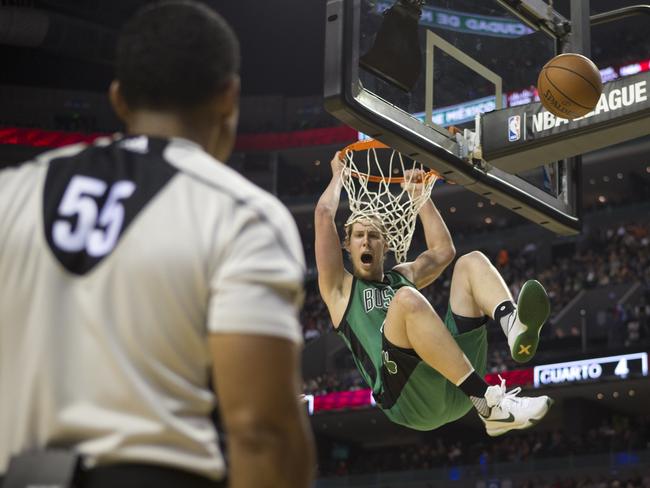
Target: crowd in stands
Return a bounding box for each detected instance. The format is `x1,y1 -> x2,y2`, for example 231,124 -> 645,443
519,474 -> 650,488
303,370 -> 366,396
302,219 -> 650,394
317,415 -> 650,478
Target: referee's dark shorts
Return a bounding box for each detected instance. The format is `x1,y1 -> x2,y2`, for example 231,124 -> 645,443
1,463 -> 227,488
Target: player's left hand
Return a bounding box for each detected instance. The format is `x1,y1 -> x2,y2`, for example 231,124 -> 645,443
401,168 -> 426,198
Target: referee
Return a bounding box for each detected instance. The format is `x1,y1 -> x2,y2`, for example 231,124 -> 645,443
0,2 -> 315,487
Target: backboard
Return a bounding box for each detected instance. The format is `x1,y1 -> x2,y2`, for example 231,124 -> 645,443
324,0 -> 650,235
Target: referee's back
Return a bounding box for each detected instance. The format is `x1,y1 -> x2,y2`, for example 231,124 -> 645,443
0,1 -> 315,487
0,135 -> 306,482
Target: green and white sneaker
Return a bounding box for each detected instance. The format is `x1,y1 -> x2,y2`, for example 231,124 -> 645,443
481,376 -> 553,437
507,280 -> 551,363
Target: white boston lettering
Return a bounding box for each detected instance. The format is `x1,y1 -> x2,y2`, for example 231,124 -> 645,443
363,288 -> 374,313
362,287 -> 395,313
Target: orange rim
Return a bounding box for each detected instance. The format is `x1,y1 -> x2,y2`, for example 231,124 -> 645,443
340,139 -> 443,184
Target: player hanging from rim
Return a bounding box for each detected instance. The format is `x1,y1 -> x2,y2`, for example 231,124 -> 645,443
314,150 -> 553,436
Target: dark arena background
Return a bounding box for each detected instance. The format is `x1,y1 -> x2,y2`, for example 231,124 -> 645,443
1,1 -> 649,487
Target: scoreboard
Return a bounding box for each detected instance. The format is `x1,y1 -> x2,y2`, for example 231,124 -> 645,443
533,352 -> 648,388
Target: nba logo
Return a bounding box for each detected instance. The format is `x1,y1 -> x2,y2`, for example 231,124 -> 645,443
508,115 -> 521,142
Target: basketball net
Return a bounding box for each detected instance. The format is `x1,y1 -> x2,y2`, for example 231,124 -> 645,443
340,140 -> 440,263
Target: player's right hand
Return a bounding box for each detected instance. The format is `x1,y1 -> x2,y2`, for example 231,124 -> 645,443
330,151 -> 345,178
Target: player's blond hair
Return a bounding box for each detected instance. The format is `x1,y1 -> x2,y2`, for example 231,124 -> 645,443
343,213 -> 387,246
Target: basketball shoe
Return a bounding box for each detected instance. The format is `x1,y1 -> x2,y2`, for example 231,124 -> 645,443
480,376 -> 552,437
505,279 -> 551,363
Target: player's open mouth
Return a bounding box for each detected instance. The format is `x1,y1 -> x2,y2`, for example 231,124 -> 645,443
361,252 -> 373,264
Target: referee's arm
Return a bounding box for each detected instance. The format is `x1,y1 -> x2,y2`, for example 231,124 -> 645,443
210,333 -> 315,488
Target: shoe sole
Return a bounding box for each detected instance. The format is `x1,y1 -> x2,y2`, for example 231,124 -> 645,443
486,398 -> 554,437
511,280 -> 551,363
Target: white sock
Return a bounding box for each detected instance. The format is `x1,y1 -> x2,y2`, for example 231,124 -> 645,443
493,300 -> 516,337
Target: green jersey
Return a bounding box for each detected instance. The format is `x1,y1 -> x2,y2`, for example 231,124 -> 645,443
336,270 -> 413,393
336,270 -> 488,431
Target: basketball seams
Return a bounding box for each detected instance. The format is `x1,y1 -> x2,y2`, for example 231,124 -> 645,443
537,53 -> 603,119
544,64 -> 601,94
542,68 -> 595,111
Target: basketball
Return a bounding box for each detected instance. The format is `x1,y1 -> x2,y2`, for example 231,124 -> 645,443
537,53 -> 603,119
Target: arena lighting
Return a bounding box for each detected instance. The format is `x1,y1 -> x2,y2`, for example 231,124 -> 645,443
359,0 -> 424,92
303,394 -> 315,415
308,388 -> 377,415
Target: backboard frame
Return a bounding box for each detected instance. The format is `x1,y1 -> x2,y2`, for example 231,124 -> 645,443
324,0 -> 581,235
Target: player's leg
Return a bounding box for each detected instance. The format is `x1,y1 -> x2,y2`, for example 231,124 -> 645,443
383,287 -> 551,436
450,251 -> 551,363
383,287 -> 492,413
384,287 -> 476,384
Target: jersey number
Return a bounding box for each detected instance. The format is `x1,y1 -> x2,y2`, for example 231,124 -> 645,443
52,175 -> 136,256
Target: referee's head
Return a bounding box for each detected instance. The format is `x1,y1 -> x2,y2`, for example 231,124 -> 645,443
110,0 -> 241,160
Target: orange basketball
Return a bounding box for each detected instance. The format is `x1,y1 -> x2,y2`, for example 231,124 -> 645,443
537,53 -> 603,119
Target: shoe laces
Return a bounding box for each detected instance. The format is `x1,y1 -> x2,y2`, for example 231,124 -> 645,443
485,375 -> 525,410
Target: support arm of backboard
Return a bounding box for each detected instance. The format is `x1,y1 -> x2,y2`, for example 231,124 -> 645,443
495,0 -> 571,40
591,5 -> 650,26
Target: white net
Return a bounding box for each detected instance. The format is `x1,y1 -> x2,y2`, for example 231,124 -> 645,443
341,142 -> 438,263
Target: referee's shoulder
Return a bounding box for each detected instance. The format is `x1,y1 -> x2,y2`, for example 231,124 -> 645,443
170,144 -> 294,224
171,147 -> 305,267
0,141 -> 94,185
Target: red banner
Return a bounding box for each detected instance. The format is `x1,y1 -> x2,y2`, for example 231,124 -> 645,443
310,369 -> 534,414
313,388 -> 376,414
0,127 -> 106,148
0,125 -> 358,152
485,368 -> 534,387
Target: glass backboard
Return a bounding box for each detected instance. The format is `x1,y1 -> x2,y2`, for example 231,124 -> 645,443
324,0 -> 581,234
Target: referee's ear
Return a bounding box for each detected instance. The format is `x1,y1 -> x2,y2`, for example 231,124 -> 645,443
108,80 -> 131,124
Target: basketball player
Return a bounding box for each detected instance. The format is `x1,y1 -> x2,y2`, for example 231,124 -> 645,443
0,2 -> 314,488
315,152 -> 553,435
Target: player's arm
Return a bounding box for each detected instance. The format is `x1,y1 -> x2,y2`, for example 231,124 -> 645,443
210,334 -> 315,488
314,152 -> 349,310
393,170 -> 456,289
208,199 -> 315,487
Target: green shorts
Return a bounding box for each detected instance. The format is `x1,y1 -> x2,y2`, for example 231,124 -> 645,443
377,306 -> 488,431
